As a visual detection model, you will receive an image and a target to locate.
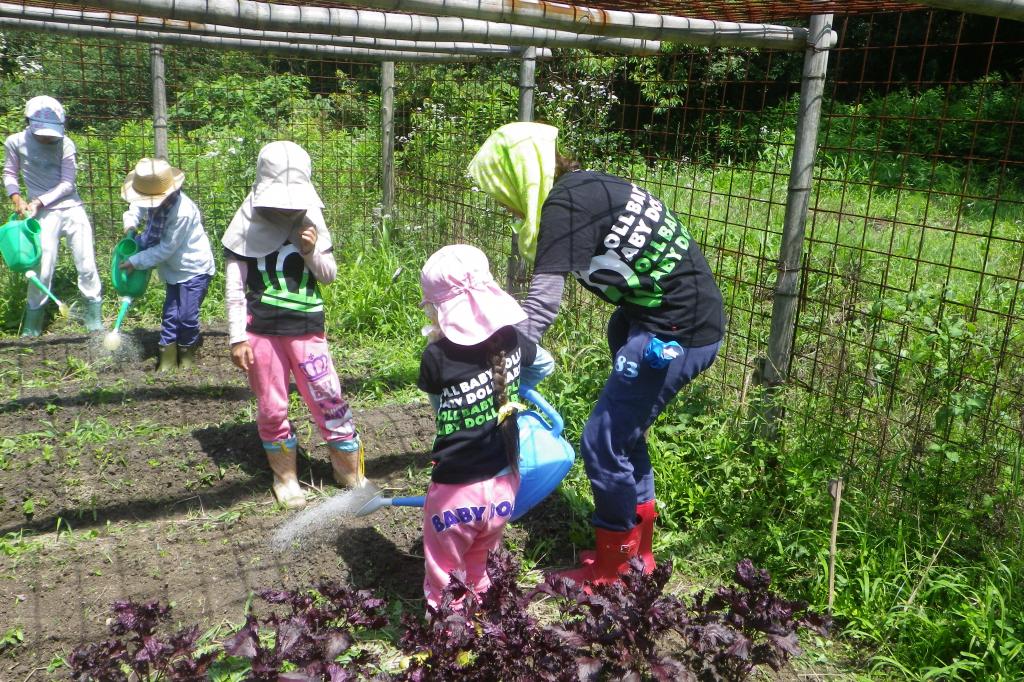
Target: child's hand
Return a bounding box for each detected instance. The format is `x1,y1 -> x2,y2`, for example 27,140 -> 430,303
118,260 -> 135,272
231,341 -> 254,371
24,199 -> 40,218
297,219 -> 317,256
11,195 -> 28,216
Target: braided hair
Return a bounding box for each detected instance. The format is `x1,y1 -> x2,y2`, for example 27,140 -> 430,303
555,151 -> 581,177
491,346 -> 520,474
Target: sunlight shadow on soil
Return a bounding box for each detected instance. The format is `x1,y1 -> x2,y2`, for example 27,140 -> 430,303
0,383 -> 253,415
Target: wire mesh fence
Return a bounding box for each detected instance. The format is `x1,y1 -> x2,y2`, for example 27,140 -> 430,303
799,11 -> 1023,535
0,6 -> 1021,549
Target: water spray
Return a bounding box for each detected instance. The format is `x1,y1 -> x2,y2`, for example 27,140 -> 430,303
102,296 -> 134,351
270,389 -> 576,551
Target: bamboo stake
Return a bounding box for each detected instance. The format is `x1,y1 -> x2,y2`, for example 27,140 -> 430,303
827,477 -> 843,612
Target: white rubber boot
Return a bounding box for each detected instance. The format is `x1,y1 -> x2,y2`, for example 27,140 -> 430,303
263,437 -> 306,508
328,436 -> 365,488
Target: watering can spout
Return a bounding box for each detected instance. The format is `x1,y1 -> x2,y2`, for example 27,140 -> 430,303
23,269 -> 67,312
112,296 -> 133,333
355,494 -> 427,517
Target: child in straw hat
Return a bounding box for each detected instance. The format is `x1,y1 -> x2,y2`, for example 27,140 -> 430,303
4,96 -> 103,335
221,140 -> 362,509
417,244 -> 548,608
120,157 -> 215,370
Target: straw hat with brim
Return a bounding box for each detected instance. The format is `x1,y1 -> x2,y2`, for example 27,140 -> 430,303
121,158 -> 185,208
421,244 -> 527,347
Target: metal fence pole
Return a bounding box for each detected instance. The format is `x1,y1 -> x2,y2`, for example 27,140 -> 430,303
754,12 -> 834,437
380,60 -> 395,246
150,43 -> 168,159
507,47 -> 537,293
518,47 -> 536,122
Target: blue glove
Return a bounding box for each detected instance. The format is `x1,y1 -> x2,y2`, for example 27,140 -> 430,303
643,337 -> 683,369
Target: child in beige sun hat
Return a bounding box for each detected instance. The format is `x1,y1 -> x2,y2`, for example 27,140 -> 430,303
120,157 -> 215,370
221,141 -> 361,509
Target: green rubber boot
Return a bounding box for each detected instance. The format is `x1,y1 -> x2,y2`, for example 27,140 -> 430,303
83,300 -> 104,332
178,344 -> 197,370
20,307 -> 45,337
157,343 -> 178,372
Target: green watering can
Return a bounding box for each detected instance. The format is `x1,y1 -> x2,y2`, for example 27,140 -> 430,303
0,213 -> 41,273
111,235 -> 151,298
103,235 -> 153,350
0,213 -> 68,313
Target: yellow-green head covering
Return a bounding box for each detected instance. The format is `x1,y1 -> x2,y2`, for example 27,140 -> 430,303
468,122 -> 558,262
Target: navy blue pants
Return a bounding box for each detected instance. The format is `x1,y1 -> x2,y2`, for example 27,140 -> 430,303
160,273 -> 212,348
582,311 -> 720,531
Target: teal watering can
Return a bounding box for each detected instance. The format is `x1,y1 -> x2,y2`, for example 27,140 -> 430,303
111,235 -> 151,298
356,388 -> 576,521
0,213 -> 69,312
0,213 -> 41,273
107,235 -> 152,338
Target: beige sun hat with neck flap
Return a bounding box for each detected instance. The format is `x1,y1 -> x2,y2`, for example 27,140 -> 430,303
222,141 -> 332,259
121,158 -> 185,207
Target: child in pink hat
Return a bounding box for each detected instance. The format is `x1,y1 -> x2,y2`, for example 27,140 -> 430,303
417,244 -> 540,608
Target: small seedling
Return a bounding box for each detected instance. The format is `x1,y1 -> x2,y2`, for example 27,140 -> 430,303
0,626 -> 24,653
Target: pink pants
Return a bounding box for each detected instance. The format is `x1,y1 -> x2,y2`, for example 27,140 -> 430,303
422,472 -> 520,608
246,332 -> 356,444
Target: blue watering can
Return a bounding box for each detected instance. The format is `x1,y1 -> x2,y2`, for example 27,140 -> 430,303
355,387 -> 575,521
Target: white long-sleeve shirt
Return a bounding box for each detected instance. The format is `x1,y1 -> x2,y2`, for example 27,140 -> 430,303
123,192 -> 215,284
3,131 -> 83,210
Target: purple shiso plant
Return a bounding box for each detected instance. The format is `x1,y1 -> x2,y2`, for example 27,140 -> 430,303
70,552 -> 829,681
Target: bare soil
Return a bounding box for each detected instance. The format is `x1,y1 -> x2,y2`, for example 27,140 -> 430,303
0,326 -> 580,678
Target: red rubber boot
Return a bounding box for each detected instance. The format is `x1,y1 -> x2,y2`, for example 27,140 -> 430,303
580,500 -> 657,574
634,499 -> 657,574
552,524 -> 641,588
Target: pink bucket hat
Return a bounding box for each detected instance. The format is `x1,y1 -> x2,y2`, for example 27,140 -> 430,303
421,244 -> 526,346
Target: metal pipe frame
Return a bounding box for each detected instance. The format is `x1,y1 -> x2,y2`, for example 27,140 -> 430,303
150,44 -> 168,159
0,16 -> 488,62
341,0 -> 822,50
917,0 -> 1024,21
0,3 -> 546,56
65,0 -> 662,54
380,60 -> 396,242
757,11 -> 835,435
